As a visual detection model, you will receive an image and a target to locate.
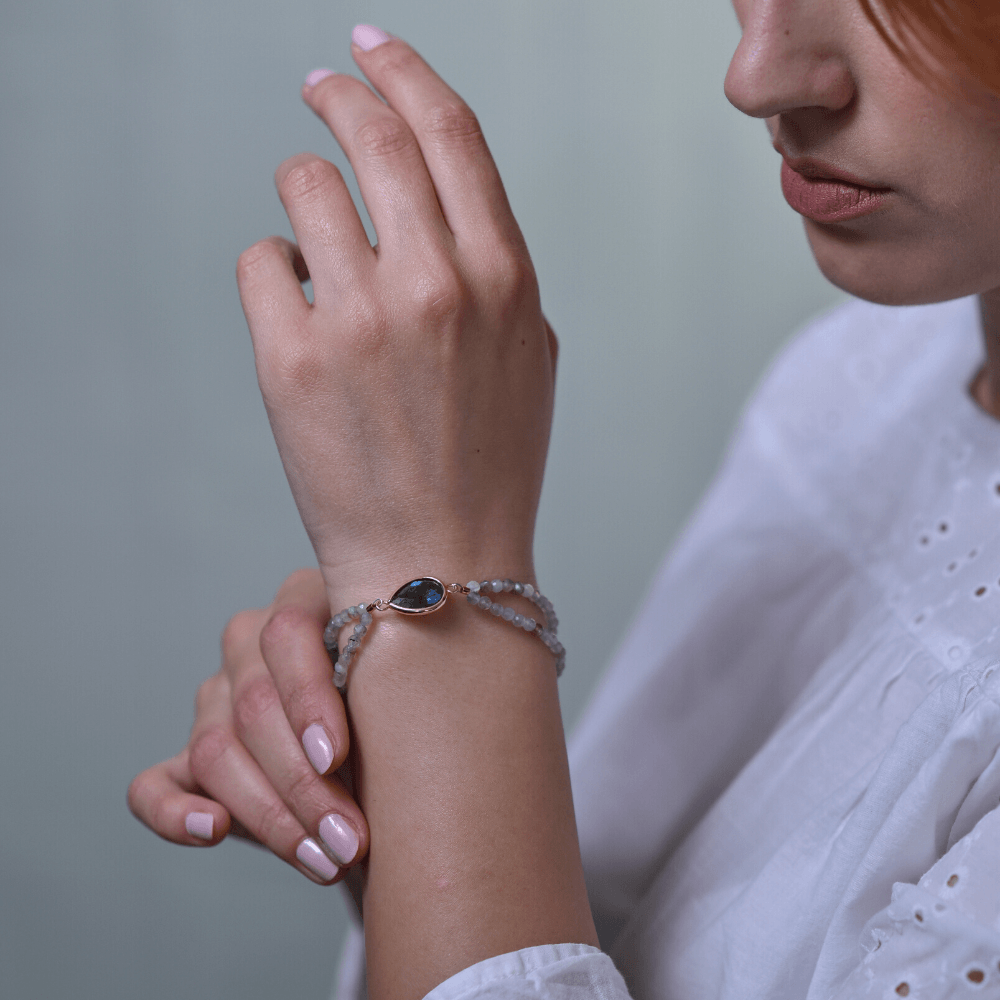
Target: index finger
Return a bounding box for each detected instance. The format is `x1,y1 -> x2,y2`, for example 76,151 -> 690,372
257,569 -> 349,777
311,29 -> 524,250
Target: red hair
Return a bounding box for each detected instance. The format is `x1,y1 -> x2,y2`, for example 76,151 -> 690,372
859,0 -> 1000,98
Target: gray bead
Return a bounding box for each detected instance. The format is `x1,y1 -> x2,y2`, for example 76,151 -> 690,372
502,607 -> 516,621
523,617 -> 537,631
512,614 -> 525,627
503,579 -> 514,592
513,582 -> 524,595
467,581 -> 480,593
360,612 -> 373,626
490,602 -> 504,616
522,584 -> 535,598
491,579 -> 503,593
479,594 -> 493,609
467,593 -> 478,605
353,624 -> 367,636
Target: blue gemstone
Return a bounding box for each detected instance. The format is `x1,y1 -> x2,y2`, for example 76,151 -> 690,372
388,578 -> 446,614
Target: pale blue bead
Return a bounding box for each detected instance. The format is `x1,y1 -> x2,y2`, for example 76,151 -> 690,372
512,614 -> 525,627
467,593 -> 478,604
360,612 -> 373,626
354,624 -> 367,636
503,579 -> 514,592
467,581 -> 480,592
522,584 -> 535,598
524,617 -> 536,631
491,580 -> 503,593
513,582 -> 524,595
502,607 -> 516,621
490,603 -> 503,616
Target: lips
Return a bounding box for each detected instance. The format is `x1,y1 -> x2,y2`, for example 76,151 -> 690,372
780,159 -> 889,223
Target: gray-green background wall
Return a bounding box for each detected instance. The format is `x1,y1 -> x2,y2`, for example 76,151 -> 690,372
1,1 -> 844,997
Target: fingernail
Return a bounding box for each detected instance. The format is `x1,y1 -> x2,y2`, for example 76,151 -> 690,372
352,24 -> 391,51
302,723 -> 334,774
185,811 -> 214,840
319,813 -> 360,864
297,837 -> 339,881
304,68 -> 335,88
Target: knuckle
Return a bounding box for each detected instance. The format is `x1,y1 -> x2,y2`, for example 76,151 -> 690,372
285,764 -> 321,806
411,267 -> 465,327
232,675 -> 281,737
221,609 -> 261,663
126,771 -> 149,817
259,605 -> 314,659
278,158 -> 338,202
194,675 -> 220,715
354,116 -> 417,162
255,796 -> 295,848
485,249 -> 534,301
236,239 -> 280,286
188,725 -> 231,780
421,102 -> 484,149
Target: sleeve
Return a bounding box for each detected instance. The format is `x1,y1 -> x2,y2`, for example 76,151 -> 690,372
331,931 -> 632,1000
422,945 -> 632,999
831,806 -> 1000,999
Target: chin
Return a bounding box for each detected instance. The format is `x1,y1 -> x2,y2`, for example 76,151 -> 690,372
803,219 -> 994,308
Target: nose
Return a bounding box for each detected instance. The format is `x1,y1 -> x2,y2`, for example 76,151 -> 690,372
724,0 -> 855,119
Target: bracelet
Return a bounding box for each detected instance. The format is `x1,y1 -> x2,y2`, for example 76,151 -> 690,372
323,577 -> 565,690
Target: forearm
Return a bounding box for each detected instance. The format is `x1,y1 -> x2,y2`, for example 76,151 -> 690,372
342,588 -> 598,1000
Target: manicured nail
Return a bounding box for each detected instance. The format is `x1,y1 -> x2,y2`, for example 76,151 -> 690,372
297,837 -> 339,881
319,813 -> 360,864
185,811 -> 214,840
304,68 -> 335,88
302,723 -> 334,774
352,24 -> 391,51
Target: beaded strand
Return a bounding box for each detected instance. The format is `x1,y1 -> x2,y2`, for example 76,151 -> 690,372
323,578 -> 565,691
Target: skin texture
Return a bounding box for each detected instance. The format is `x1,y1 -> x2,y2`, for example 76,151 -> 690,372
724,0 -> 1000,411
129,5 -> 1000,998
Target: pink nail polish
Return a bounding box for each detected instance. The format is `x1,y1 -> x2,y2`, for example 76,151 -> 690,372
302,723 -> 334,774
304,68 -> 335,88
297,838 -> 339,881
352,24 -> 391,51
185,811 -> 214,840
319,813 -> 360,864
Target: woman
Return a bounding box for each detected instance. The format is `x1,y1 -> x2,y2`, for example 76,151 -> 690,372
129,3 -> 1000,998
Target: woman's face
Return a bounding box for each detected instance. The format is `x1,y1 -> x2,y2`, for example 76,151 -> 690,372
725,0 -> 1000,306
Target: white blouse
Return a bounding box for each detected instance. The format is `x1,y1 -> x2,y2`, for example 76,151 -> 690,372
333,296 -> 1000,1000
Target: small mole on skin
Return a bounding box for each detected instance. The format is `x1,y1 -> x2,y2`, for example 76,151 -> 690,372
976,586 -> 988,597
914,910 -> 923,922
948,874 -> 959,887
896,983 -> 910,996
968,969 -> 985,984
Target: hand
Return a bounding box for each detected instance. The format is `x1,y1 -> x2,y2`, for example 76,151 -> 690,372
235,32 -> 558,605
127,569 -> 369,892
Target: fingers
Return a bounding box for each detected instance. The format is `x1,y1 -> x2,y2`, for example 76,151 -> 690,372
236,235 -> 312,342
218,592 -> 369,876
127,747 -> 231,847
271,153 -> 375,301
300,71 -> 451,262
257,569 -> 350,777
342,33 -> 524,250
186,669 -> 357,885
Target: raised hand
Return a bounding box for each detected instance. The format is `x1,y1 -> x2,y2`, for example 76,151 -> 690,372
235,27 -> 558,608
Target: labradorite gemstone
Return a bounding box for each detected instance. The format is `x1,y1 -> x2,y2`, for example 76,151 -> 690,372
388,578 -> 446,614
